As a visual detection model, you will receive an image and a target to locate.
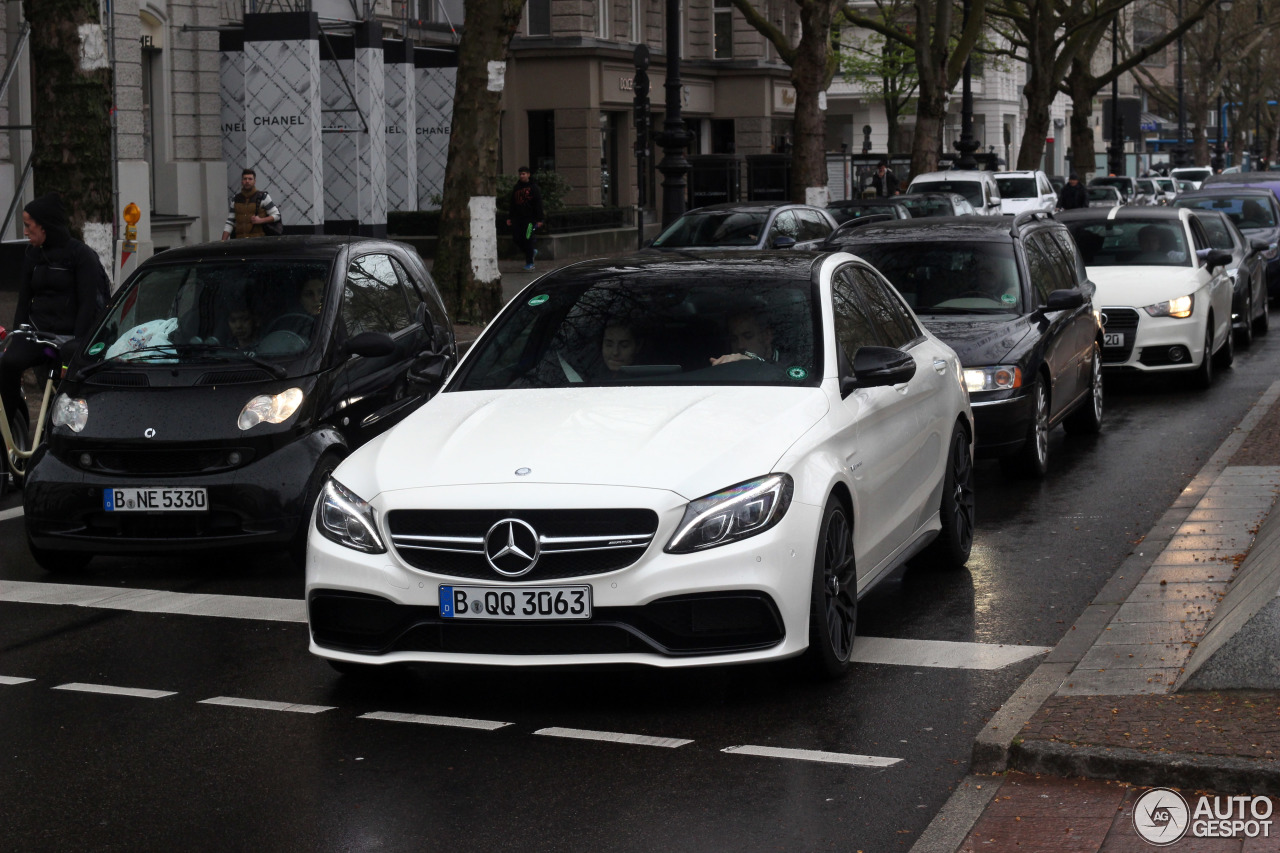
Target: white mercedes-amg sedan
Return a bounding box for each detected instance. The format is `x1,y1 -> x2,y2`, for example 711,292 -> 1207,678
306,252 -> 974,679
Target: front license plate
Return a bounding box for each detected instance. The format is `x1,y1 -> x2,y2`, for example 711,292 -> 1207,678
104,487 -> 208,512
439,585 -> 592,620
1103,331 -> 1125,348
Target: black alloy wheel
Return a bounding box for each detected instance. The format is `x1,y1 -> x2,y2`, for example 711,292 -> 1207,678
1063,343 -> 1104,435
1002,380 -> 1050,479
1237,292 -> 1255,349
921,422 -> 975,568
1191,322 -> 1215,389
802,497 -> 857,680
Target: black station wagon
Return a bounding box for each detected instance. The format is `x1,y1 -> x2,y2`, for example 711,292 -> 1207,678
23,236 -> 456,572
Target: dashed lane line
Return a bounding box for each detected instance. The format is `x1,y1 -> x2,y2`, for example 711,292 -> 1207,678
722,745 -> 902,767
360,711 -> 511,731
0,676 -> 34,685
199,696 -> 334,714
0,506 -> 22,523
53,682 -> 177,699
534,726 -> 693,748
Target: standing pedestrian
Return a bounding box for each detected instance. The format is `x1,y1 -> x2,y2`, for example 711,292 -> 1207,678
871,159 -> 899,198
507,167 -> 544,271
1058,173 -> 1088,210
222,168 -> 282,240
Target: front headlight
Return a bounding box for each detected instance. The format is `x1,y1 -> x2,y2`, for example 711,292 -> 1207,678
315,477 -> 386,554
1143,294 -> 1194,319
51,393 -> 88,432
1226,267 -> 1241,281
237,387 -> 304,430
665,474 -> 793,554
963,365 -> 1022,393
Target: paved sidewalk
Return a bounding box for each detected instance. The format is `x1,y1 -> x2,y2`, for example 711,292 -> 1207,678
923,381 -> 1280,853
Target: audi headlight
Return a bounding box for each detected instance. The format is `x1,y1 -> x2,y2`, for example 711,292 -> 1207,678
316,477 -> 386,554
237,387 -> 304,430
665,474 -> 793,554
1143,294 -> 1194,319
963,365 -> 1022,393
51,393 -> 88,432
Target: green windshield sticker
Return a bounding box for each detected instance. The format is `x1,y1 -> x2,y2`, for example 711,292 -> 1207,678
87,342 -> 105,355
788,366 -> 807,380
1001,293 -> 1017,304
528,294 -> 549,306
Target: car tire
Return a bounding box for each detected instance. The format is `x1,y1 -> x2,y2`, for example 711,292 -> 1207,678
26,534 -> 91,574
1190,323 -> 1215,389
1214,316 -> 1235,369
290,451 -> 342,568
1063,344 -> 1104,435
1001,380 -> 1050,479
1237,292 -> 1255,349
921,422 -> 975,569
1255,294 -> 1270,336
801,497 -> 857,681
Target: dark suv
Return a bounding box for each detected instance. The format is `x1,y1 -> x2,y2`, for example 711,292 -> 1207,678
828,212 -> 1103,477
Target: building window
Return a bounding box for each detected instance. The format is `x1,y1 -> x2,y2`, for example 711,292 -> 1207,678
528,0 -> 551,36
713,0 -> 732,59
711,119 -> 735,153
529,111 -> 556,173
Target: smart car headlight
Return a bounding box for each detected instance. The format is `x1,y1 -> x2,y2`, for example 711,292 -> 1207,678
963,365 -> 1021,393
1143,294 -> 1194,319
51,393 -> 88,432
315,477 -> 386,554
665,474 -> 793,554
237,387 -> 304,430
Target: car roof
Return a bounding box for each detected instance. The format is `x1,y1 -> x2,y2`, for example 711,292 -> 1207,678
996,170 -> 1040,177
911,170 -> 995,181
145,235 -> 402,265
824,216 -> 1018,243
1058,206 -> 1188,223
1176,187 -> 1277,200
540,251 -> 824,284
684,202 -> 816,214
828,197 -> 907,206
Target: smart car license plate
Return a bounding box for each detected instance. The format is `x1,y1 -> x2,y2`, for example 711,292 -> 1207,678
1104,332 -> 1125,348
104,488 -> 208,512
439,585 -> 592,620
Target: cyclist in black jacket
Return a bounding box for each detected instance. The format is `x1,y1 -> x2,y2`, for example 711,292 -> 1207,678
1,193 -> 106,433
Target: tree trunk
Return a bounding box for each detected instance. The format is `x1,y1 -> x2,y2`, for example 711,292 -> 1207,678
1016,93 -> 1054,171
910,89 -> 947,178
23,0 -> 113,236
432,0 -> 527,324
1064,63 -> 1097,182
789,2 -> 837,201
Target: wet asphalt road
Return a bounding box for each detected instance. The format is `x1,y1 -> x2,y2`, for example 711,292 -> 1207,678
1,334 -> 1276,852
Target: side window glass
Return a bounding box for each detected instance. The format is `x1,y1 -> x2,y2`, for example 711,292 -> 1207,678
832,269 -> 885,368
1189,220 -> 1210,253
1049,229 -> 1085,285
768,210 -> 799,242
1032,231 -> 1075,292
798,210 -> 831,241
856,268 -> 914,348
1022,238 -> 1058,305
343,253 -> 414,336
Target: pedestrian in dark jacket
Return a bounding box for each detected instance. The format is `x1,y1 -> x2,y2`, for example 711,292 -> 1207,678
507,167 -> 545,270
1,193 -> 106,433
871,159 -> 899,198
1058,174 -> 1088,210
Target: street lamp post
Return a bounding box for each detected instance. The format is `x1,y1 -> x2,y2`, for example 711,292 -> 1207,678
654,0 -> 691,227
1107,14 -> 1125,176
1174,0 -> 1189,167
1212,0 -> 1234,171
953,0 -> 980,169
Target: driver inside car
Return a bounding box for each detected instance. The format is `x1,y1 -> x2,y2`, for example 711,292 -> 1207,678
711,310 -> 778,365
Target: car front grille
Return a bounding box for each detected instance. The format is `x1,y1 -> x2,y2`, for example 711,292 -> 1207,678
386,508 -> 660,581
72,447 -> 255,476
1101,307 -> 1140,363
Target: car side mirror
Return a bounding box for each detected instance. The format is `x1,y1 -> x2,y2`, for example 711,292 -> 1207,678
771,236 -> 797,249
343,331 -> 395,358
1205,249 -> 1233,271
1045,289 -> 1085,312
1250,238 -> 1272,254
851,346 -> 916,388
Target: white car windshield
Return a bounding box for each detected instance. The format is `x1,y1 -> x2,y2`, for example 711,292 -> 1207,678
1064,220 -> 1193,267
451,277 -> 821,390
995,177 -> 1036,198
911,181 -> 984,206
82,260 -> 332,365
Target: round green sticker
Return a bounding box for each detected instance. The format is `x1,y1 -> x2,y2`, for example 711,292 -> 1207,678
1001,293 -> 1017,304
787,366 -> 808,380
87,342 -> 105,355
528,294 -> 549,306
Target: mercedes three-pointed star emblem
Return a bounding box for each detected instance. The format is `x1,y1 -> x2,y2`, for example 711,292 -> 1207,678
483,518 -> 542,577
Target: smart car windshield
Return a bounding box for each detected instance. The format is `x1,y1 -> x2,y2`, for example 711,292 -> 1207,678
82,259 -> 332,367
651,210 -> 769,248
1063,220 -> 1193,267
850,241 -> 1021,314
451,277 -> 821,390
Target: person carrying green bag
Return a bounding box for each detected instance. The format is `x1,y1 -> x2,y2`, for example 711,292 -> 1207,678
507,167 -> 545,270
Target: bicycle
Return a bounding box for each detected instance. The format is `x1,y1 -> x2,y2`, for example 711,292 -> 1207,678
0,324 -> 71,499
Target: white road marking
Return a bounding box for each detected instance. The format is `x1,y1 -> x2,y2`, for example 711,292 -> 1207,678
0,506 -> 23,522
199,696 -> 334,714
535,726 -> 693,748
0,580 -> 305,622
53,682 -> 176,699
851,636 -> 1050,670
360,711 -> 511,731
0,676 -> 34,685
722,745 -> 902,767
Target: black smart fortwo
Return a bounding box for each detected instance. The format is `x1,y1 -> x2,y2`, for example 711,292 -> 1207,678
23,236 -> 455,572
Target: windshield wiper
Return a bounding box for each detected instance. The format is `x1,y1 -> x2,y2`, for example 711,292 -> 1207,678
176,344 -> 288,377
75,343 -> 287,380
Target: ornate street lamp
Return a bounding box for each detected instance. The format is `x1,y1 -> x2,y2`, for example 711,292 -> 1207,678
1212,0 -> 1234,171
1107,14 -> 1125,176
1173,0 -> 1189,167
953,0 -> 980,169
655,0 -> 692,227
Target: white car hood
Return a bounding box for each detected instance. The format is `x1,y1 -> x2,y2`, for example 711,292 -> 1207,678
355,386 -> 830,501
1087,264 -> 1202,305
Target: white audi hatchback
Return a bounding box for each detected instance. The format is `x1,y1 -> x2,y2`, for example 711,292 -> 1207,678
306,252 -> 973,679
1058,207 -> 1235,388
